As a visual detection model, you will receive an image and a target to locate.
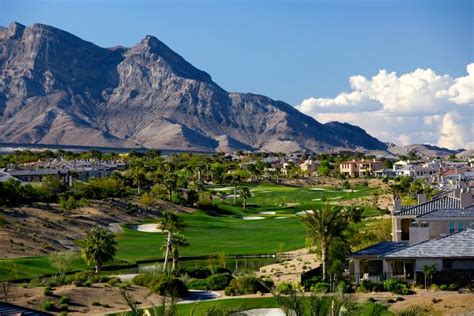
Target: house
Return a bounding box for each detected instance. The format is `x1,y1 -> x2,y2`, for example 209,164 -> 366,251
350,185 -> 474,285
351,228 -> 474,286
391,189 -> 472,242
299,159 -> 319,176
339,159 -> 384,177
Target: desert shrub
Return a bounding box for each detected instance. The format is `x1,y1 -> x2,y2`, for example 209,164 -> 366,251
42,300 -> 56,311
393,283 -> 412,295
311,282 -> 330,293
336,280 -> 352,293
302,275 -> 322,290
44,286 -> 53,296
107,277 -> 121,286
187,273 -> 232,291
356,280 -> 382,293
149,275 -> 188,297
430,283 -> 440,291
178,267 -> 211,279
187,278 -> 209,290
131,273 -> 155,287
276,282 -> 296,294
59,303 -> 69,312
224,275 -> 273,296
383,279 -> 399,292
439,284 -> 448,290
84,280 -> 92,287
91,301 -> 101,306
206,273 -> 233,290
133,273 -> 188,297
59,295 -> 70,305
448,283 -> 459,291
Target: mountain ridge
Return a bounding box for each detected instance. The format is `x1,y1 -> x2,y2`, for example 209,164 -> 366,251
0,21 -> 388,153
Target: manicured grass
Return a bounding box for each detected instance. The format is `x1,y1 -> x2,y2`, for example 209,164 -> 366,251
115,211 -> 306,262
0,256 -> 87,279
107,297 -> 279,316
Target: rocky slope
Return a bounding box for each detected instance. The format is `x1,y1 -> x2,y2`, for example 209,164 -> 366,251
0,22 -> 388,152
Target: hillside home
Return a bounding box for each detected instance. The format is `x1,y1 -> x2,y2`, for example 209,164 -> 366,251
339,159 -> 384,177
350,186 -> 474,285
300,159 -> 319,176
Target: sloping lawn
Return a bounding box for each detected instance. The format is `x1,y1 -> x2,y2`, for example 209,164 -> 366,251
115,211 -> 306,262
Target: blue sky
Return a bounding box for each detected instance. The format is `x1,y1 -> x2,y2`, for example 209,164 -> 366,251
1,0 -> 472,104
1,0 -> 473,148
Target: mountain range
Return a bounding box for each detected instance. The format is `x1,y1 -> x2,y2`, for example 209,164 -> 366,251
0,22 -> 398,153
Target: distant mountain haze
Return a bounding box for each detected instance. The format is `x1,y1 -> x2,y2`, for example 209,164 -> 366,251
0,22 -> 392,153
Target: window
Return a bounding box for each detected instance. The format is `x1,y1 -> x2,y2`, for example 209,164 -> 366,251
449,222 -> 455,234
458,222 -> 464,231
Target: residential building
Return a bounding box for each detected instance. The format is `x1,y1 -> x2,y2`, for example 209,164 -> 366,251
339,159 -> 384,177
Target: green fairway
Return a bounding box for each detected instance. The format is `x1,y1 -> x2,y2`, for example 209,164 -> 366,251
213,183 -> 381,217
115,211 -> 306,262
107,297 -> 279,316
0,256 -> 87,279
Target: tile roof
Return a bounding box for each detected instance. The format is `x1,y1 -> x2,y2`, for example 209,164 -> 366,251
417,206 -> 474,219
384,228 -> 474,259
394,194 -> 462,216
351,241 -> 409,258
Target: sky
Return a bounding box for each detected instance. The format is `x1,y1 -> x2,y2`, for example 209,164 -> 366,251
1,0 -> 473,149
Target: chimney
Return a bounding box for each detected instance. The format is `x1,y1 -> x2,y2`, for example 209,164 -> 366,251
460,191 -> 473,209
417,193 -> 427,205
393,195 -> 401,213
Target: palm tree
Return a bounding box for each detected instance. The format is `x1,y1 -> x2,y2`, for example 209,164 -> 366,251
164,174 -> 178,200
80,226 -> 117,273
169,234 -> 189,272
240,186 -> 251,209
300,204 -> 357,280
158,211 -> 184,272
131,168 -> 146,195
422,264 -> 437,289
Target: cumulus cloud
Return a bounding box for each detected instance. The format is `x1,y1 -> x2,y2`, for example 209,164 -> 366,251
297,63 -> 474,149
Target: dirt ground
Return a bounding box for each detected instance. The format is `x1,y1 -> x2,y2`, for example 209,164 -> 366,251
257,248 -> 319,284
386,290 -> 474,315
7,283 -> 162,315
0,198 -> 195,259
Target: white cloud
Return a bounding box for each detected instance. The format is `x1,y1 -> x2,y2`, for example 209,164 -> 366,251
297,63 -> 474,149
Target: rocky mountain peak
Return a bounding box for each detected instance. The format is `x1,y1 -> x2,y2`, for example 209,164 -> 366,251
0,22 -> 388,153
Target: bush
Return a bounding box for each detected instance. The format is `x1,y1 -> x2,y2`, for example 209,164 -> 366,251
206,273 -> 233,290
133,273 -> 188,297
107,277 -> 121,286
178,267 -> 211,279
439,284 -> 448,291
44,286 -> 53,296
131,273 -> 155,287
224,276 -> 273,296
383,279 -> 399,292
149,275 -> 188,297
59,303 -> 69,312
448,283 -> 459,291
336,280 -> 352,293
302,276 -> 322,290
187,279 -> 209,290
42,300 -> 56,311
356,280 -> 384,293
311,282 -> 330,293
276,282 -> 295,294
430,284 -> 440,291
59,295 -> 70,305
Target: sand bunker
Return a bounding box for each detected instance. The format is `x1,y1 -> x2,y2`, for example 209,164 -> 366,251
259,211 -> 276,215
242,216 -> 265,220
275,217 -> 287,219
134,224 -> 167,233
211,187 -> 234,191
312,198 -> 321,201
309,187 -> 327,191
296,210 -> 314,215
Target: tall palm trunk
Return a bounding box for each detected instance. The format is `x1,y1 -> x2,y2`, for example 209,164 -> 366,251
321,242 -> 328,280
172,250 -> 178,272
163,231 -> 171,272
